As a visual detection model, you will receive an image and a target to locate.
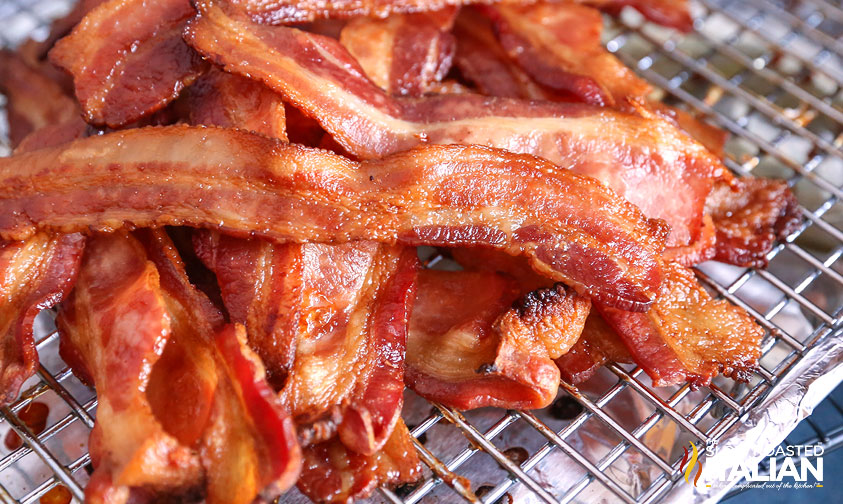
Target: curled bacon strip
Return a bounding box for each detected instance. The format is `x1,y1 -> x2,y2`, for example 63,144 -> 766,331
196,233 -> 417,454
0,50 -> 79,149
0,125 -> 667,310
452,8 -> 557,100
49,0 -> 204,127
140,229 -> 302,504
57,232 -> 202,502
707,178 -> 801,268
297,419 -> 421,503
0,233 -> 84,404
222,0 -> 691,30
483,3 -> 651,107
187,67 -> 288,140
339,9 -> 456,96
185,3 -> 725,248
406,269 -> 589,410
596,262 -> 764,387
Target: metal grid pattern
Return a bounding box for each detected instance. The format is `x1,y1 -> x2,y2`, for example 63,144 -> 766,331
0,0 -> 842,503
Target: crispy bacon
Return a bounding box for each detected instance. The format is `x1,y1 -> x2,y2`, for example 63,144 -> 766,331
0,50 -> 79,149
452,8 -> 556,100
185,3 -> 726,248
140,229 -> 301,504
56,232 -> 202,503
554,312 -> 631,384
297,419 -> 421,504
597,262 -> 764,387
339,9 -> 456,96
49,0 -> 204,128
222,0 -> 691,30
187,67 -> 288,140
0,125 -> 667,310
0,233 -> 84,404
707,178 -> 801,268
484,3 -> 651,107
406,270 -> 584,410
196,233 -> 417,454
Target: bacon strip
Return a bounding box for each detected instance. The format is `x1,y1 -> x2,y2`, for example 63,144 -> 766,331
49,0 -> 204,128
406,270 -> 588,410
554,312 -> 631,384
185,3 -> 725,248
187,67 -> 288,140
0,233 -> 84,404
452,8 -> 556,100
223,0 -> 691,30
297,419 -> 421,503
483,3 -> 651,107
140,229 -> 302,504
0,125 -> 667,311
56,232 -> 202,502
596,262 -> 764,387
707,178 -> 801,268
339,9 -> 456,96
196,233 -> 417,453
0,50 -> 79,149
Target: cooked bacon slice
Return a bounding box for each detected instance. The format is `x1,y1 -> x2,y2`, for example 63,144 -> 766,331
49,0 -> 204,128
140,229 -> 302,504
582,0 -> 692,32
450,247 -> 590,357
185,3 -> 725,248
452,8 -> 556,100
555,312 -> 631,384
339,9 -> 456,96
0,51 -> 79,149
297,419 -> 421,503
0,233 -> 84,404
707,178 -> 801,268
0,126 -> 667,311
406,270 -> 584,410
187,67 -> 287,140
196,233 -> 417,454
483,3 -> 651,107
648,102 -> 727,159
56,232 -> 202,502
597,262 -> 764,387
223,0 -> 691,30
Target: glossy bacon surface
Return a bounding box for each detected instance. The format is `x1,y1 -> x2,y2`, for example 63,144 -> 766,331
0,233 -> 84,404
405,270 -> 586,410
187,67 -> 288,140
222,0 -> 691,29
707,178 -> 801,268
452,9 -> 552,99
597,262 -> 764,387
298,420 -> 421,504
141,229 -> 301,504
339,9 -> 456,96
56,232 -> 202,503
0,50 -> 79,149
0,125 -> 667,310
185,3 -> 725,247
49,0 -> 204,127
484,3 -> 651,106
196,233 -> 417,454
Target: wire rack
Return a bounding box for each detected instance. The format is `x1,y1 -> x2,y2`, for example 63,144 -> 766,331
1,0 -> 842,503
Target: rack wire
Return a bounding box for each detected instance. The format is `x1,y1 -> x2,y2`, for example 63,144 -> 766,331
1,0 -> 842,502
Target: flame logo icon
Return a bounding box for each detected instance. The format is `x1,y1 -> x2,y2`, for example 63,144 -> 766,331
679,442 -> 704,487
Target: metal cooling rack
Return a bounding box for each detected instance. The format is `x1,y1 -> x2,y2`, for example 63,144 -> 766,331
1,0 -> 842,503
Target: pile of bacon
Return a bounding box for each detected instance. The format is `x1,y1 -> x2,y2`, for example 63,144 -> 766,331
0,0 -> 800,502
